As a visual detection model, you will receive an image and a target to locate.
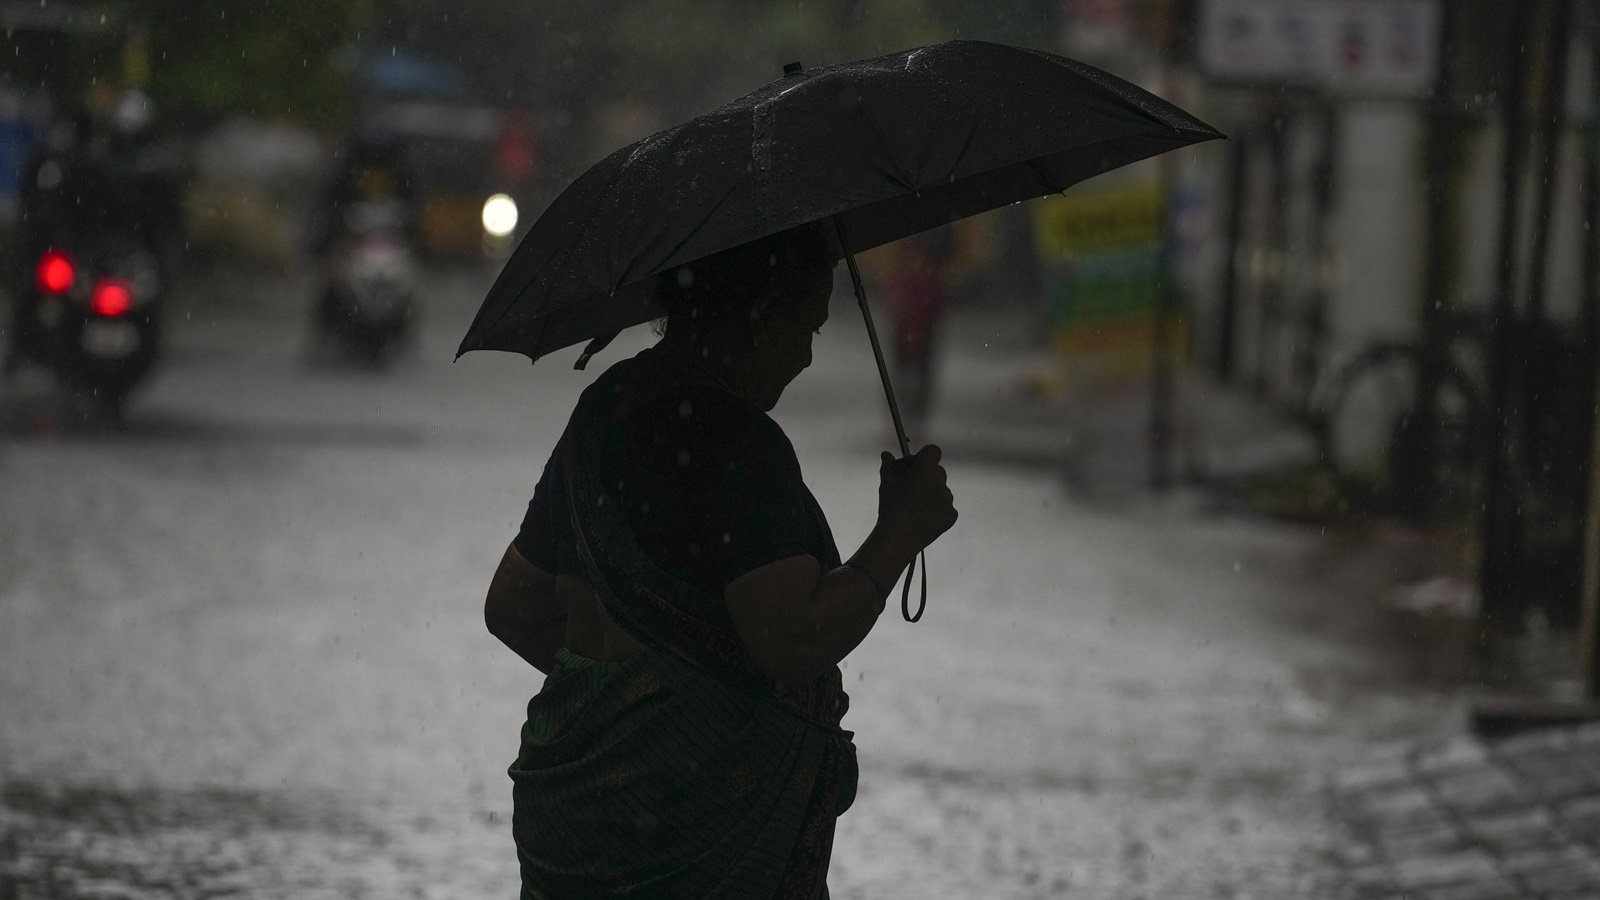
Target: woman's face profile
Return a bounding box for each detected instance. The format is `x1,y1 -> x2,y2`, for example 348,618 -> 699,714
750,261 -> 834,410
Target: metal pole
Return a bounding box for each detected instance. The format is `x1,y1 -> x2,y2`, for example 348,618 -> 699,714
1295,102 -> 1338,413
1404,0 -> 1460,522
830,216 -> 911,458
1584,5 -> 1600,445
1215,134 -> 1249,382
1582,370 -> 1600,698
1579,3 -> 1600,700
1150,219 -> 1177,492
1252,110 -> 1291,400
1479,1 -> 1534,665
1150,69 -> 1185,492
1583,12 -> 1600,446
1526,0 -> 1575,324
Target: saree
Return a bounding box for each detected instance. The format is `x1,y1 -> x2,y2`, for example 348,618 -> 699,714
509,364 -> 858,900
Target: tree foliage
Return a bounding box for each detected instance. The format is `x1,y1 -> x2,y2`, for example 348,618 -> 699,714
115,0 -> 376,126
87,1 -> 1053,143
375,0 -> 1053,172
388,0 -> 1052,116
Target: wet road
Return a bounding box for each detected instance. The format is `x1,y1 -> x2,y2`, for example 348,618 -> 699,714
1,264 -> 1458,898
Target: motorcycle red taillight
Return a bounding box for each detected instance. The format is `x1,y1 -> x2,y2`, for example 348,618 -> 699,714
90,279 -> 133,316
36,250 -> 74,295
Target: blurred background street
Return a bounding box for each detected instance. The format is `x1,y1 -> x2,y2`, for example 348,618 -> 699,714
3,266 -> 1458,898
1,0 -> 1600,898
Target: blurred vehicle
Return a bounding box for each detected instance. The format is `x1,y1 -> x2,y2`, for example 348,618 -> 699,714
378,100 -> 528,259
18,237 -> 164,415
316,197 -> 418,365
310,131 -> 421,365
6,90 -> 179,414
334,46 -> 533,260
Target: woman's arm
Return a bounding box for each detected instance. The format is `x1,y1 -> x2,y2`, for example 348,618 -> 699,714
725,521 -> 922,685
724,446 -> 956,685
485,543 -> 568,674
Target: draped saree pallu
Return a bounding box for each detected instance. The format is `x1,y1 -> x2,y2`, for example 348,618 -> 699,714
508,380 -> 858,900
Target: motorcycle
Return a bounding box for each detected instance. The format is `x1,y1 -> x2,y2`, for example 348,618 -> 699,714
317,199 -> 417,365
20,236 -> 163,416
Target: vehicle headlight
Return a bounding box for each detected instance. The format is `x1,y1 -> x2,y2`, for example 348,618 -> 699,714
482,194 -> 518,238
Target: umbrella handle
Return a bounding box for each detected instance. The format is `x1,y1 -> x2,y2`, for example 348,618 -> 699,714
828,215 -> 927,623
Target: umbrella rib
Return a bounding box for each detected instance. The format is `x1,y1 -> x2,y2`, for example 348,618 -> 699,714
838,79 -> 918,193
624,182 -> 743,286
948,108 -> 982,184
474,150 -> 641,347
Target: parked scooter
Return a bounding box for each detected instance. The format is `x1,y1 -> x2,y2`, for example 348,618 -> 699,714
19,236 -> 163,415
316,198 -> 417,365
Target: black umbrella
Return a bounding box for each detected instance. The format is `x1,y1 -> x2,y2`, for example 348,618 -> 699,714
459,40 -> 1221,619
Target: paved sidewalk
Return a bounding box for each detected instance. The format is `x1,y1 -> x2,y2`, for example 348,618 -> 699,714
1329,724 -> 1600,899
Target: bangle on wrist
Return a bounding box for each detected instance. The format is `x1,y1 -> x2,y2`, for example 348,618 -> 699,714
840,562 -> 888,611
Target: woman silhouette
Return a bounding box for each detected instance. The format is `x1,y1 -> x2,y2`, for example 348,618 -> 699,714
483,223 -> 957,899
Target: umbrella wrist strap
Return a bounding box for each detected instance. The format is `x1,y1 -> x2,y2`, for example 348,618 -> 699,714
902,550 -> 926,623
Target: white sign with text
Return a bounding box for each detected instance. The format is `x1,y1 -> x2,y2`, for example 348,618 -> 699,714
1199,0 -> 1439,97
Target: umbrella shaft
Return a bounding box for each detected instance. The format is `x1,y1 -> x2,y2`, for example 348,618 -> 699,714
831,216 -> 911,458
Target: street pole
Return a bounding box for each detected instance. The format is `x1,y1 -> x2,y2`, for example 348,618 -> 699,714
1525,0 -> 1575,325
1150,58 -> 1185,492
1478,0 -> 1533,673
1583,373 -> 1600,699
1581,2 -> 1600,701
1293,102 -> 1337,414
1405,0 -> 1460,523
1251,110 -> 1290,400
1215,133 -> 1248,382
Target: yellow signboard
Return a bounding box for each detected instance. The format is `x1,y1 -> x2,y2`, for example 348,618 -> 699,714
1033,180 -> 1174,394
1036,183 -> 1166,256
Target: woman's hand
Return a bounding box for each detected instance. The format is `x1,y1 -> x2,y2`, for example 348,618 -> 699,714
723,446 -> 956,685
876,444 -> 958,552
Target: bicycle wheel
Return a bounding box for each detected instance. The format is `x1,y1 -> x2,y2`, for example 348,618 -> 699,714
1315,343 -> 1485,513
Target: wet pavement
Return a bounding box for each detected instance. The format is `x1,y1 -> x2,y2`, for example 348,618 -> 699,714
1329,724 -> 1600,899
1,780 -> 512,900
1,263 -> 1463,898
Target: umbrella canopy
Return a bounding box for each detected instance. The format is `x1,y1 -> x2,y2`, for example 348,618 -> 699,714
457,40 -> 1220,362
